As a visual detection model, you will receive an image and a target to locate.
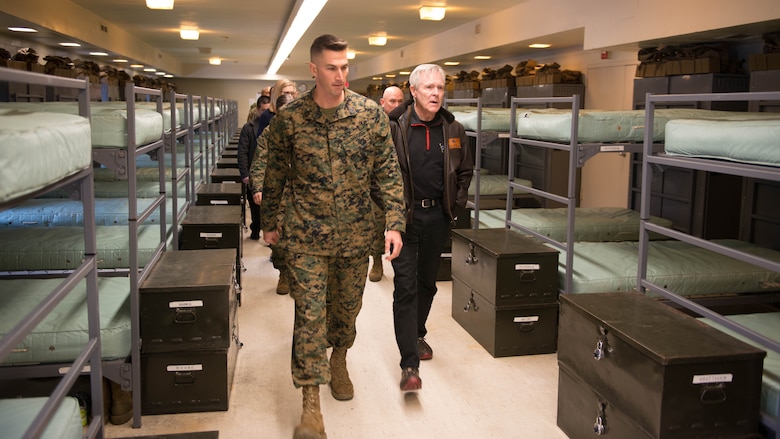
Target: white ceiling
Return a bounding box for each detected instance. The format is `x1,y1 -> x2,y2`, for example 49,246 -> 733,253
1,0 -> 778,91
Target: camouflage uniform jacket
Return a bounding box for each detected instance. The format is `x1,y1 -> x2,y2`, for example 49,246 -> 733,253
248,129 -> 270,192
259,87 -> 406,257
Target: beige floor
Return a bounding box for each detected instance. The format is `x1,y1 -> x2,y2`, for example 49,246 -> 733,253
105,226 -> 568,439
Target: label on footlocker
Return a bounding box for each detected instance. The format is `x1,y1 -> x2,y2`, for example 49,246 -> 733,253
692,373 -> 733,384
166,364 -> 203,372
210,200 -> 229,205
169,300 -> 204,308
200,232 -> 223,238
513,316 -> 540,323
515,263 -> 539,271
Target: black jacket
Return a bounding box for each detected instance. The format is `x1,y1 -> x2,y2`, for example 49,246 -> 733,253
388,99 -> 473,224
237,117 -> 262,182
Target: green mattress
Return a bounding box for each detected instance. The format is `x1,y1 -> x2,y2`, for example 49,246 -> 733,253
0,197 -> 185,227
0,108 -> 92,204
559,239 -> 780,295
468,175 -> 532,196
0,225 -> 162,271
665,115 -> 780,167
0,397 -> 82,439
476,207 -> 673,241
0,277 -> 131,365
700,312 -> 780,424
38,180 -> 186,199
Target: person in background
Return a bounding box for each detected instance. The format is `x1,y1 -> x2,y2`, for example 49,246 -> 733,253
246,93 -> 271,123
367,85 -> 406,282
387,63 -> 473,392
238,94 -> 272,239
249,92 -> 294,295
260,34 -> 405,439
256,78 -> 297,140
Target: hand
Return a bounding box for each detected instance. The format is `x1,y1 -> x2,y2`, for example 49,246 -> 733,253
253,191 -> 262,204
242,176 -> 250,185
263,229 -> 279,245
384,230 -> 403,261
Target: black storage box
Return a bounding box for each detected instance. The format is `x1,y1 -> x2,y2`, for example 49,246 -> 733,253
216,157 -> 238,169
558,292 -> 766,439
210,168 -> 242,184
451,278 -> 558,357
451,228 -> 559,306
180,205 -> 243,287
196,183 -> 243,206
558,362 -> 653,439
140,249 -> 237,353
141,342 -> 239,415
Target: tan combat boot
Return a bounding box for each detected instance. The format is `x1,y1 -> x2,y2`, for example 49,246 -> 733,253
329,347 -> 353,400
294,385 -> 326,439
368,254 -> 383,282
276,268 -> 290,295
109,380 -> 132,425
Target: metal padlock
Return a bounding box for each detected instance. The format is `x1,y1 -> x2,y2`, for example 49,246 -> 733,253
465,243 -> 478,265
593,415 -> 606,435
593,339 -> 606,360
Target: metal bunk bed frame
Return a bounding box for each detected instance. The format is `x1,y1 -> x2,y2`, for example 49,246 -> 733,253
506,95 -> 655,294
0,68 -> 105,438
639,90 -> 780,438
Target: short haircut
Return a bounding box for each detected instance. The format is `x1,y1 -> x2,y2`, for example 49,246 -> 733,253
257,95 -> 271,108
310,34 -> 348,62
409,64 -> 446,89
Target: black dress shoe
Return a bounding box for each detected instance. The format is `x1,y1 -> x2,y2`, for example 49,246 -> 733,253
400,367 -> 422,391
417,337 -> 433,361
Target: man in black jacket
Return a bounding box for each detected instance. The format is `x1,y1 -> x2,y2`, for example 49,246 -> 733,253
387,64 -> 472,391
238,94 -> 271,239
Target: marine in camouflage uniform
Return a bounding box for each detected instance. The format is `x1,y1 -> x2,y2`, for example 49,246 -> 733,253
260,85 -> 406,389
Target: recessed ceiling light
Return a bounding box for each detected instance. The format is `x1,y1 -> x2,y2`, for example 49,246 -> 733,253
59,42 -> 81,47
155,71 -> 166,75
8,27 -> 37,33
143,68 -> 157,72
146,0 -> 174,9
529,43 -> 551,49
399,71 -> 411,75
419,6 -> 446,21
130,64 -> 144,68
89,52 -> 109,56
346,50 -> 356,60
368,32 -> 387,46
113,59 -> 128,63
474,55 -> 491,60
372,77 -> 383,81
180,28 -> 200,40
444,61 -> 460,66
385,74 -> 396,78
209,57 -> 222,65
164,74 -> 174,78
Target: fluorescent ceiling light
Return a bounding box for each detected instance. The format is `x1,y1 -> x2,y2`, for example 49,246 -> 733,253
529,43 -> 551,49
59,42 -> 81,47
267,0 -> 328,76
368,32 -> 387,46
209,57 -> 222,65
164,74 -> 174,78
346,50 -> 356,60
419,6 -> 446,21
372,77 -> 383,81
146,0 -> 174,10
8,27 -> 37,33
113,59 -> 128,63
444,61 -> 460,66
155,71 -> 166,75
399,71 -> 411,75
143,68 -> 157,72
89,52 -> 108,56
385,74 -> 396,78
474,55 -> 492,60
130,64 -> 144,68
180,28 -> 200,40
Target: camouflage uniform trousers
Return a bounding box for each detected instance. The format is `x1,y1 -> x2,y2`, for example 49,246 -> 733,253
287,251 -> 369,388
370,200 -> 386,257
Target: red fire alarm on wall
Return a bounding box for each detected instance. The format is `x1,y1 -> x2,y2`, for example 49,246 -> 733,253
601,51 -> 610,60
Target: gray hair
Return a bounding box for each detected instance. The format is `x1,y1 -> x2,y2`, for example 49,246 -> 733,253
409,64 -> 445,88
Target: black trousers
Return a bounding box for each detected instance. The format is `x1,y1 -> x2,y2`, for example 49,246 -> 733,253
246,186 -> 261,233
391,205 -> 449,369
